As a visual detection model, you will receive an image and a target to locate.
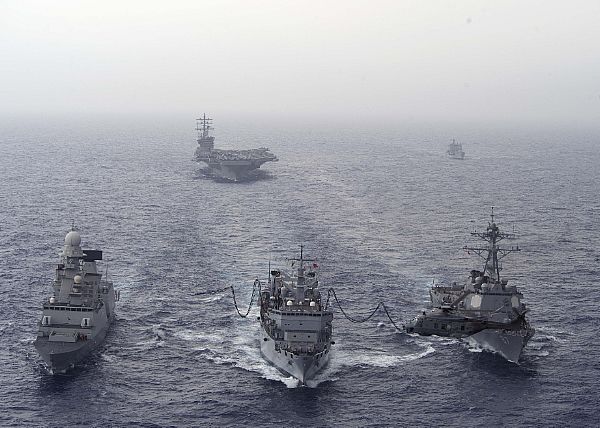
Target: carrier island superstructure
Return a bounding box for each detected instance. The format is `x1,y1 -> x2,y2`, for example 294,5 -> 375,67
406,211 -> 534,362
34,228 -> 118,373
194,114 -> 278,181
259,247 -> 333,384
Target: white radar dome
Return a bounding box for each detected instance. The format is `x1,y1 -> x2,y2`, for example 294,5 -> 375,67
65,230 -> 81,246
74,275 -> 82,284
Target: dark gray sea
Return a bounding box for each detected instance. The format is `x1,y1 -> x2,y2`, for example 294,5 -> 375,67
1,116 -> 599,427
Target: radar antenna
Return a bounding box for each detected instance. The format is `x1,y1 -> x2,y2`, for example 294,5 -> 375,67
287,244 -> 318,281
195,113 -> 213,139
463,208 -> 520,282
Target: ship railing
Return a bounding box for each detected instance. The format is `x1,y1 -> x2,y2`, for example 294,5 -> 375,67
42,304 -> 94,312
41,322 -> 93,329
278,344 -> 322,356
270,308 -> 327,317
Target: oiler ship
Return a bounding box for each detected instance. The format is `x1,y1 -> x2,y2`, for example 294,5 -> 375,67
406,210 -> 534,362
34,228 -> 118,373
259,247 -> 333,384
194,114 -> 277,181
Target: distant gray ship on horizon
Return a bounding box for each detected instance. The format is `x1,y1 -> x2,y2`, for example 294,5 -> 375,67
34,228 -> 118,373
193,114 -> 278,181
447,139 -> 465,159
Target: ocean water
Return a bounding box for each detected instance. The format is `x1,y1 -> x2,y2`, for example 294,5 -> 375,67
0,117 -> 599,427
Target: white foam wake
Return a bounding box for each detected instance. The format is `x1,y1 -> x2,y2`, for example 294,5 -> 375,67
176,319 -> 436,388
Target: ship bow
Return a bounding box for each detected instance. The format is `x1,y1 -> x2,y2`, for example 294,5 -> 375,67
468,329 -> 529,363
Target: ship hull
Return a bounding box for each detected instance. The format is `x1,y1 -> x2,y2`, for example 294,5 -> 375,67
34,320 -> 112,373
260,328 -> 330,384
205,159 -> 271,181
467,327 -> 535,363
406,320 -> 534,363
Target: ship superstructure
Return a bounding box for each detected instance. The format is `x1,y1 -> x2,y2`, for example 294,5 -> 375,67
34,228 -> 118,373
259,246 -> 333,384
406,210 -> 534,362
194,114 -> 278,181
447,139 -> 465,159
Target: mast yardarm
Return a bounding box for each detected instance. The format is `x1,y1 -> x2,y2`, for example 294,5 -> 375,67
463,208 -> 520,282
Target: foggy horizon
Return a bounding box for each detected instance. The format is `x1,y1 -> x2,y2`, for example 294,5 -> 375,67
2,0 -> 600,129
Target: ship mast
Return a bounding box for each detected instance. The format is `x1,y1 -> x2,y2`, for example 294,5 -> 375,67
196,113 -> 213,141
463,207 -> 520,282
288,244 -> 317,284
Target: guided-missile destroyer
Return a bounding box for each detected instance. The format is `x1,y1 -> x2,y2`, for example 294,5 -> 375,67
194,114 -> 278,181
259,247 -> 333,384
447,139 -> 465,159
34,228 -> 118,373
406,210 -> 534,362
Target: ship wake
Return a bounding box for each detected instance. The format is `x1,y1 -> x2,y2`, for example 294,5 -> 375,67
177,322 -> 435,388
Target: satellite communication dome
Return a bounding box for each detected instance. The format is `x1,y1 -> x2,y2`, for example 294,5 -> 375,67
65,230 -> 81,246
74,275 -> 82,284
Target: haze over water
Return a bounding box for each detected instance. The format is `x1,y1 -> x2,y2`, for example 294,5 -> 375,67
2,1 -> 600,127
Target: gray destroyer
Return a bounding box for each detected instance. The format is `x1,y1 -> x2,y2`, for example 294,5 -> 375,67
259,247 -> 333,384
34,228 -> 118,373
447,139 -> 465,159
194,114 -> 278,181
405,211 -> 534,362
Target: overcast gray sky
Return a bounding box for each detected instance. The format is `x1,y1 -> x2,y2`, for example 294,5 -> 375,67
1,0 -> 599,126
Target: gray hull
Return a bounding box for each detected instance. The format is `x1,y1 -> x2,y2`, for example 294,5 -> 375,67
260,329 -> 330,384
34,323 -> 110,373
205,160 -> 271,181
405,312 -> 535,363
468,328 -> 534,363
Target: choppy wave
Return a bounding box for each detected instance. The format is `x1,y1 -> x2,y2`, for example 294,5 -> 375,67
2,120 -> 599,426
174,319 -> 436,389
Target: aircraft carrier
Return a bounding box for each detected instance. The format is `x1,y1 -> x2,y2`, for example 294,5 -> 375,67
194,114 -> 277,181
